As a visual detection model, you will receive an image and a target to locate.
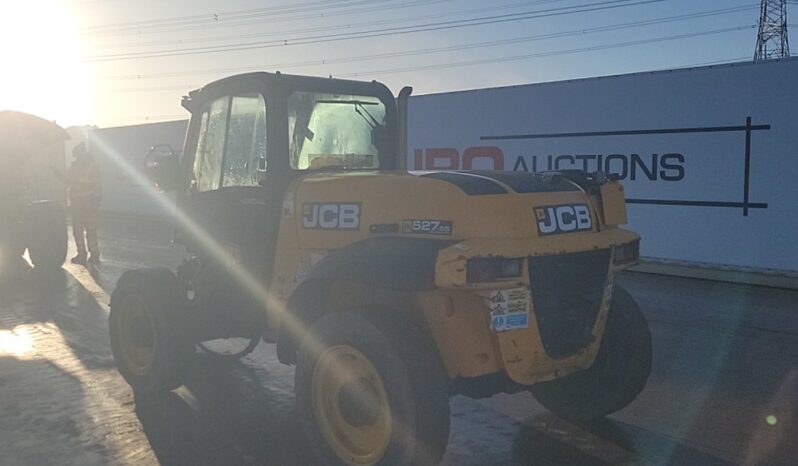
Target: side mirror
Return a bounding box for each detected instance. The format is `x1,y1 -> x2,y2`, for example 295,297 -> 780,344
145,144 -> 180,192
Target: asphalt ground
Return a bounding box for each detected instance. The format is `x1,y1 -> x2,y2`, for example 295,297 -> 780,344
0,216 -> 795,466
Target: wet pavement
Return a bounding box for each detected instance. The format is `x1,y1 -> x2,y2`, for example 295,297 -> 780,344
0,215 -> 795,465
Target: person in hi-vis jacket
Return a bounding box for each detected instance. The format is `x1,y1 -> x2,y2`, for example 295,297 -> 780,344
65,143 -> 101,264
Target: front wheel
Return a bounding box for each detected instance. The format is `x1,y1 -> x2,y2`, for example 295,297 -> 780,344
296,312 -> 450,466
109,268 -> 194,394
530,285 -> 652,422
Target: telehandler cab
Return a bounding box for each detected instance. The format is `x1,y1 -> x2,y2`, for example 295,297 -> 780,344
109,72 -> 651,466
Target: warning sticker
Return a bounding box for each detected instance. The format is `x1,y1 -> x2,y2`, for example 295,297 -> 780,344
488,287 -> 530,332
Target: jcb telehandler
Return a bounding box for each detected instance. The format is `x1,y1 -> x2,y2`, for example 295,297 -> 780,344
109,72 -> 651,466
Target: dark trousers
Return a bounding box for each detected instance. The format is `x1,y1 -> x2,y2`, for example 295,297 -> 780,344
71,196 -> 99,257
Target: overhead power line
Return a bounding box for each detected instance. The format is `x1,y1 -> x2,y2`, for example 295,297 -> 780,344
106,25 -> 755,93
94,0 -> 560,50
341,25 -> 756,77
106,53 -> 753,124
86,0 -> 661,62
87,0 -> 470,39
102,5 -> 759,81
81,0 -> 372,34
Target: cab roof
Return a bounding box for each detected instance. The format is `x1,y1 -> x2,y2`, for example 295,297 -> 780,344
185,72 -> 394,103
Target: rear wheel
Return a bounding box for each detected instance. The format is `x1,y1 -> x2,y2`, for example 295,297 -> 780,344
296,312 -> 450,466
26,201 -> 67,270
530,285 -> 652,422
109,268 -> 194,394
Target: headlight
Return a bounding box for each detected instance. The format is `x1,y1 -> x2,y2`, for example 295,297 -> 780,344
614,240 -> 639,265
467,257 -> 524,282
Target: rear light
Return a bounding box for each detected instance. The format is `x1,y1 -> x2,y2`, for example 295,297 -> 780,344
467,257 -> 523,282
614,240 -> 639,265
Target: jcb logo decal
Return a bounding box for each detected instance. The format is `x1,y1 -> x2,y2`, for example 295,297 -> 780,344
302,203 -> 360,230
535,204 -> 591,235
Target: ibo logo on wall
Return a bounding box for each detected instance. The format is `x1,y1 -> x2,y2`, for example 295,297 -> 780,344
407,59 -> 798,273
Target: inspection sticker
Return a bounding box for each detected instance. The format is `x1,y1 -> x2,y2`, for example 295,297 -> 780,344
488,287 -> 530,332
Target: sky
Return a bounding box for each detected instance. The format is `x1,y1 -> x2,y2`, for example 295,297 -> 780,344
0,0 -> 792,128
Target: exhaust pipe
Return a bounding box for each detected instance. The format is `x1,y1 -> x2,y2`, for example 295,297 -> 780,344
397,86 -> 413,171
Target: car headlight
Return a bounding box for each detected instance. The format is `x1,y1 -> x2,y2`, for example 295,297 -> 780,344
614,240 -> 639,265
467,257 -> 524,282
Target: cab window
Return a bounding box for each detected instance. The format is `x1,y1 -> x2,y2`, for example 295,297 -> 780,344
222,93 -> 267,187
192,96 -> 229,192
191,93 -> 267,191
288,92 -> 385,170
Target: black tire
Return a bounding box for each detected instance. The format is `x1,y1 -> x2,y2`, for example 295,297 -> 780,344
109,268 -> 194,394
296,312 -> 450,466
26,201 -> 67,270
530,285 -> 652,422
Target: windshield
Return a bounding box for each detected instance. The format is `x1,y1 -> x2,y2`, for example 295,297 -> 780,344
288,91 -> 385,170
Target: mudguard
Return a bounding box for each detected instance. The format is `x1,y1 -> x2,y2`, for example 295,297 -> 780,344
276,237 -> 453,363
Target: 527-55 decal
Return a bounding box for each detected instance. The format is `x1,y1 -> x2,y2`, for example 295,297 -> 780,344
402,219 -> 453,236
535,204 -> 592,235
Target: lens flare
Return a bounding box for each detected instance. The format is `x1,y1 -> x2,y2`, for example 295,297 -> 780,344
89,134 -> 433,463
0,329 -> 33,356
89,134 -> 321,355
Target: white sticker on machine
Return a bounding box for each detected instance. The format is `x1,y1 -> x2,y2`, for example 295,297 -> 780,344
488,287 -> 530,332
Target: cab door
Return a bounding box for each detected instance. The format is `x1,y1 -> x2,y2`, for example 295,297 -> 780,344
177,85 -> 280,334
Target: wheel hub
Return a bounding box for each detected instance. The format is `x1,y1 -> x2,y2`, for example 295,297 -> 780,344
312,345 -> 392,466
337,378 -> 381,427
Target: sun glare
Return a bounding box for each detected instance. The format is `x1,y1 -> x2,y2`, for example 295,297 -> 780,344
0,0 -> 93,127
0,329 -> 34,357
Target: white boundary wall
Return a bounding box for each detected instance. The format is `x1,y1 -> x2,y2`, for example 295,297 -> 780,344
406,58 -> 798,274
